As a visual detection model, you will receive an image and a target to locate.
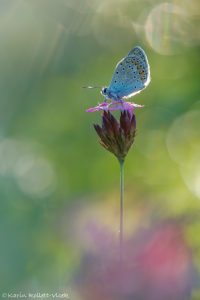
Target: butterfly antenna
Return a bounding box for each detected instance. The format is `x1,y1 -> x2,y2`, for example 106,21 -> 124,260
82,86 -> 101,89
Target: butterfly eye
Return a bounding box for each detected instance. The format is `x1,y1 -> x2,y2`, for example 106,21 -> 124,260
102,87 -> 107,94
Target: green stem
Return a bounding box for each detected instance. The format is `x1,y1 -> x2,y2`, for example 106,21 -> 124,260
119,158 -> 125,264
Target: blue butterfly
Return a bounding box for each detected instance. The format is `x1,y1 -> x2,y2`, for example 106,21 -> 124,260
101,46 -> 150,101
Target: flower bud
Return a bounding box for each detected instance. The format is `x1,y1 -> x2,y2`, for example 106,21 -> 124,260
94,110 -> 136,161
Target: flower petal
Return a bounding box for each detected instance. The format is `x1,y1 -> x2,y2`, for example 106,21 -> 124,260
86,100 -> 144,113
86,102 -> 109,112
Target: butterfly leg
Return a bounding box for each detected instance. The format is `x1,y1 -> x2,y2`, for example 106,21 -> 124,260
118,99 -> 125,106
118,99 -> 125,111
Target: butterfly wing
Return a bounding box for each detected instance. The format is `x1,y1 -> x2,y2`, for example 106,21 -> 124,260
108,46 -> 150,99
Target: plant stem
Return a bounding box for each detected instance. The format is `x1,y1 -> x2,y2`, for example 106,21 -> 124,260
119,158 -> 124,265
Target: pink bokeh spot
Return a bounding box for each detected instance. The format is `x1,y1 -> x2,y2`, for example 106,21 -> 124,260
86,100 -> 144,113
75,222 -> 196,300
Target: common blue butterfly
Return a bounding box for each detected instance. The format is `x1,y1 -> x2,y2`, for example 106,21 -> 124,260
101,46 -> 150,101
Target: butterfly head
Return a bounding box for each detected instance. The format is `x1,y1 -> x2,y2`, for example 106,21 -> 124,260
101,87 -> 108,97
101,87 -> 121,101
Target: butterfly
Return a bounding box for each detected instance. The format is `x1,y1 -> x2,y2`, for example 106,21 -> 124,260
99,46 -> 150,101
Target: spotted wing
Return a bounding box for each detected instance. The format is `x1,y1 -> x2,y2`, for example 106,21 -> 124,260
108,46 -> 150,99
128,46 -> 150,86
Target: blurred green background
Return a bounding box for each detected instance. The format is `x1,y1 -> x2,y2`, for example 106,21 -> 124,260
0,0 -> 200,298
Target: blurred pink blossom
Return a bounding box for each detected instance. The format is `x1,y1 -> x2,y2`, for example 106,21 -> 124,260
75,222 -> 197,300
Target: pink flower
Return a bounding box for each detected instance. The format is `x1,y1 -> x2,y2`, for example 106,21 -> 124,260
86,100 -> 143,113
86,100 -> 143,160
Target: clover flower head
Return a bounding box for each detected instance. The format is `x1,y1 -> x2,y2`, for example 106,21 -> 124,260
86,100 -> 141,160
